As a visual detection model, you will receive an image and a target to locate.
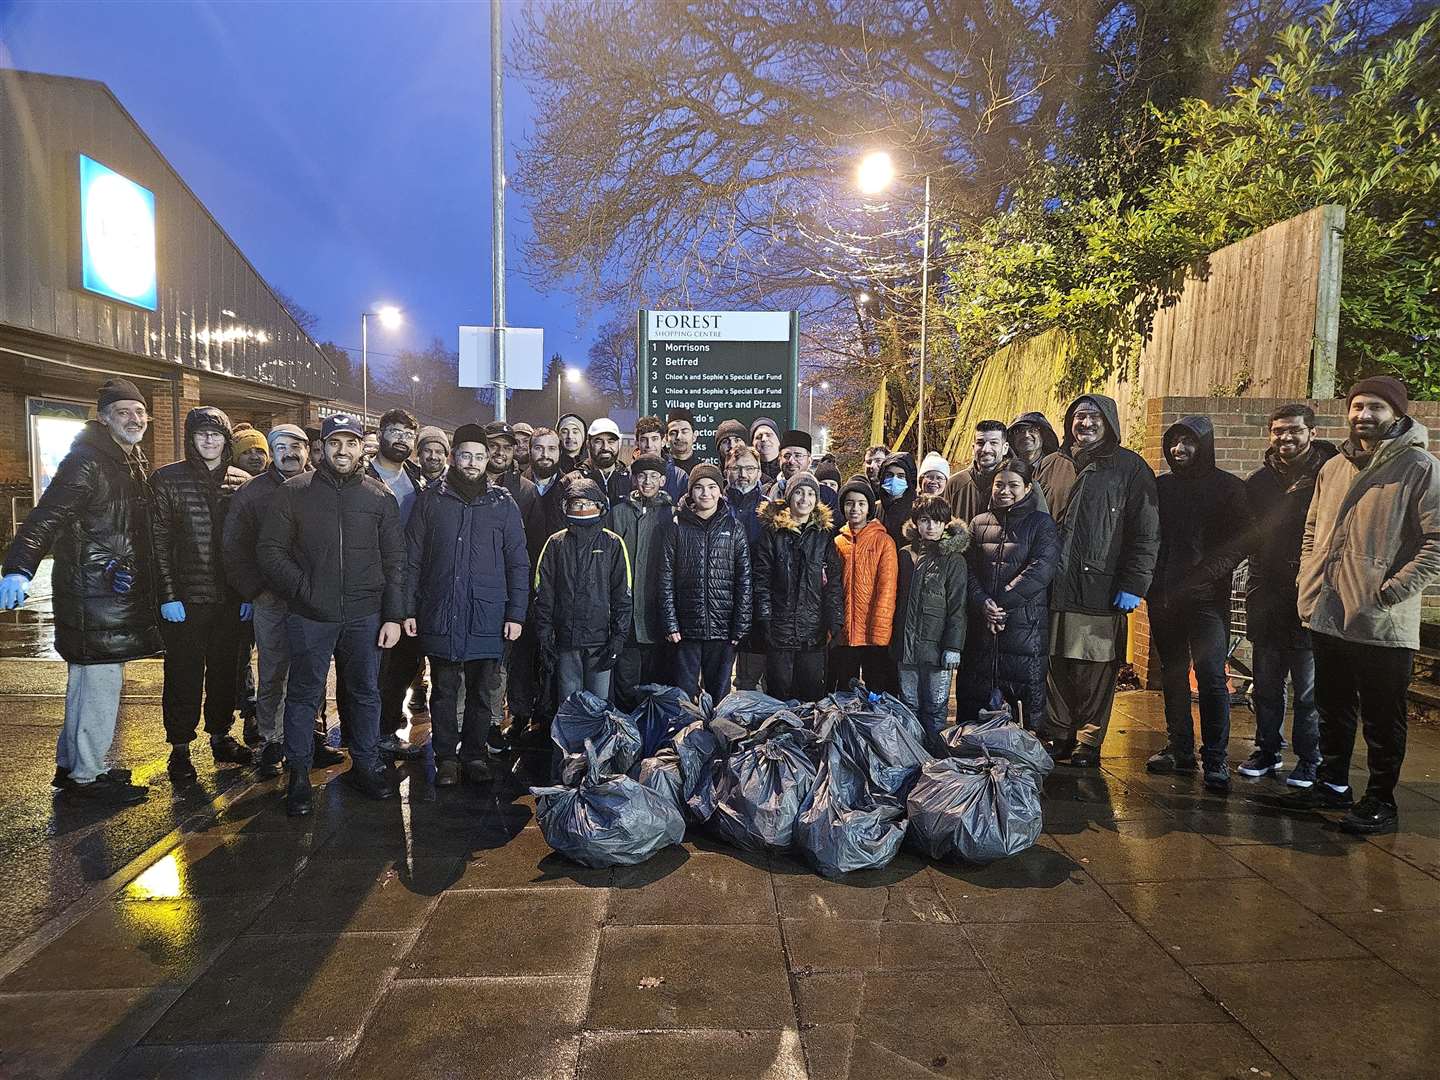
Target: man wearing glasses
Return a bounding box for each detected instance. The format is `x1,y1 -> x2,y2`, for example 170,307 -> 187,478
726,445 -> 769,691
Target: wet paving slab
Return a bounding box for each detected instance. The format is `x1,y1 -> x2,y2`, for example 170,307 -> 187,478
0,679 -> 1435,1079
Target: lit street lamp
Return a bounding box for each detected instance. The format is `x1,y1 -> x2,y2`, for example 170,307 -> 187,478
410,373 -> 420,412
807,379 -> 831,432
857,150 -> 931,460
361,304 -> 403,425
558,364 -> 583,417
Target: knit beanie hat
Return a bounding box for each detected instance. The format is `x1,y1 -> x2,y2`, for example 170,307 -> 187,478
97,377 -> 145,410
630,453 -> 666,477
687,463 -> 724,491
715,419 -> 748,444
839,476 -> 878,518
750,416 -> 780,440
785,471 -> 820,505
918,451 -> 951,481
1347,376 -> 1408,416
417,426 -> 450,453
814,460 -> 842,485
232,429 -> 269,457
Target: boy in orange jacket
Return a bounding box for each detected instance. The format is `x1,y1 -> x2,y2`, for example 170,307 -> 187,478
831,477 -> 899,693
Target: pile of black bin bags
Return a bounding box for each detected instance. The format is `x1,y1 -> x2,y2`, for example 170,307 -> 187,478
531,683 -> 1052,875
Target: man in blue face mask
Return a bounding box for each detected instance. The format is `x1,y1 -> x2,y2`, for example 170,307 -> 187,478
878,451 -> 916,545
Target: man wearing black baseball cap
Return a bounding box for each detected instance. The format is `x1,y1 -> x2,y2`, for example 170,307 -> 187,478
258,413 -> 407,815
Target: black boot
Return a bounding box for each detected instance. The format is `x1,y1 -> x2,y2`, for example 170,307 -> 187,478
285,769 -> 312,817
342,764 -> 396,801
312,732 -> 346,769
167,745 -> 198,784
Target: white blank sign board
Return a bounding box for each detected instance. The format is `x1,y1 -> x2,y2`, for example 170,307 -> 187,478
458,326 -> 544,389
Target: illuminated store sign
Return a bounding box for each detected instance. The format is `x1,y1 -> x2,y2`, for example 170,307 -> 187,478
79,154 -> 157,310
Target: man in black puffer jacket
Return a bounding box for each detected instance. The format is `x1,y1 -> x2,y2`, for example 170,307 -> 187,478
151,406 -> 255,781
0,379 -> 161,804
1144,416 -> 1250,790
660,464 -> 752,702
258,414 -> 406,816
878,451 -> 917,546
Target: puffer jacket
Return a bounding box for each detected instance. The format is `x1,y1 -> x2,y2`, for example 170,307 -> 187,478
752,501 -> 843,651
150,407 -> 251,606
532,478 -> 633,652
256,460 -> 405,624
610,489 -> 675,644
1299,416 -> 1440,650
959,488 -> 1060,723
1151,416 -> 1251,609
878,451 -> 917,546
222,466 -> 289,600
1244,440 -> 1340,646
892,520 -> 969,667
403,470 -> 529,662
835,517 -> 898,646
727,483 -> 767,550
1040,395 -> 1160,615
660,496 -> 753,642
2,422 -> 163,664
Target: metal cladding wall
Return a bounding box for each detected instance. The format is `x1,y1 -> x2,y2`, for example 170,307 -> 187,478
0,69 -> 335,397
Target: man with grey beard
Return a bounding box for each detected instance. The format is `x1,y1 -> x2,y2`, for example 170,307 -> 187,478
0,379 -> 162,804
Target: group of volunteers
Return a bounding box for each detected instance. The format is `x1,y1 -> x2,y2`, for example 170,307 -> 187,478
1,372 -> 1434,835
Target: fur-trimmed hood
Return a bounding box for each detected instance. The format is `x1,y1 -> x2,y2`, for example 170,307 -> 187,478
760,499 -> 833,534
902,518 -> 970,555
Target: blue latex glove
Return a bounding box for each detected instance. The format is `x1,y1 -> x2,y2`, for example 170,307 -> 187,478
160,601 -> 187,623
941,650 -> 963,669
239,602 -> 253,622
104,559 -> 134,595
1112,591 -> 1142,613
0,573 -> 30,610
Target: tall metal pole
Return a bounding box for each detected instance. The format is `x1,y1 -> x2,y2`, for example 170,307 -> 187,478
489,0 -> 507,421
808,385 -> 814,431
556,363 -> 562,419
917,174 -> 930,462
361,313 -> 369,426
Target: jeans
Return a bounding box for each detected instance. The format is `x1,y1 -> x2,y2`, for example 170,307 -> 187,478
1311,631 -> 1413,804
251,592 -> 291,747
555,647 -> 612,703
734,650 -> 766,692
765,649 -> 827,702
508,622 -> 539,720
282,612 -> 382,772
898,662 -> 952,740
160,601 -> 241,745
429,656 -> 502,762
1149,601 -> 1231,766
235,619 -> 256,719
379,629 -> 425,736
1251,639 -> 1320,764
674,639 -> 735,703
830,644 -> 897,694
58,662 -> 125,783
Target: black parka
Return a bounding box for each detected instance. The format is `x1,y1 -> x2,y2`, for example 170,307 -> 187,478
222,465 -> 288,600
532,478 -> 633,652
878,451 -> 917,546
256,461 -> 406,624
892,520 -> 970,667
1244,439 -> 1339,645
2,422 -> 163,664
959,489 -> 1060,723
752,501 -> 843,651
610,489 -> 675,645
149,407 -> 251,607
1152,416 -> 1251,609
660,497 -> 753,642
1042,395 -> 1160,615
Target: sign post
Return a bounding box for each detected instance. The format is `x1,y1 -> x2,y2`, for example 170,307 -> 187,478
637,310 -> 798,462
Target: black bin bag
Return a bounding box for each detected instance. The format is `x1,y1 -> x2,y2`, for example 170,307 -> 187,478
905,755 -> 1043,864
551,690 -> 642,784
533,742 -> 686,867
708,730 -> 818,853
940,694 -> 1053,780
630,684 -> 711,758
634,747 -> 685,813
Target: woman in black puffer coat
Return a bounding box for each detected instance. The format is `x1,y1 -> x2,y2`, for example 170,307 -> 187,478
958,469 -> 1060,729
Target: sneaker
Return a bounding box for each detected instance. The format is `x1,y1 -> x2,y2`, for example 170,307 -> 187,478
312,740 -> 346,769
1285,760 -> 1319,788
167,745 -> 198,784
1237,749 -> 1282,778
210,735 -> 254,766
434,759 -> 461,787
1339,796 -> 1398,835
1203,761 -> 1231,793
257,742 -> 284,778
463,758 -> 494,784
1146,746 -> 1197,774
485,728 -> 510,755
408,688 -> 428,715
1067,744 -> 1100,768
285,769 -> 312,817
67,774 -> 149,804
342,765 -> 396,801
1283,781 -> 1353,812
378,734 -> 424,760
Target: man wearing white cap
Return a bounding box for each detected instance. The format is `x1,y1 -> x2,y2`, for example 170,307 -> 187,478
580,417 -> 633,510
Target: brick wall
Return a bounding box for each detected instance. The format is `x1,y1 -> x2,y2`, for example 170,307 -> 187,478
1131,396 -> 1440,683
146,372 -> 202,468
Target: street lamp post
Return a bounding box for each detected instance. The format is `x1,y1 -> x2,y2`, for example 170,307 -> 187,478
857,151 -> 931,461
410,373 -> 420,412
360,305 -> 402,426
807,380 -> 830,431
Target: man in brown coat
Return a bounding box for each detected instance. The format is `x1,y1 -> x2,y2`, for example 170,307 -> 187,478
1292,376 -> 1440,833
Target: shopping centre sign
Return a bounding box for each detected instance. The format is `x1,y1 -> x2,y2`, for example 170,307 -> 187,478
79,154 -> 157,310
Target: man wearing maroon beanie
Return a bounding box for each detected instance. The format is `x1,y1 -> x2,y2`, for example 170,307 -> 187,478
1292,376 -> 1440,834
